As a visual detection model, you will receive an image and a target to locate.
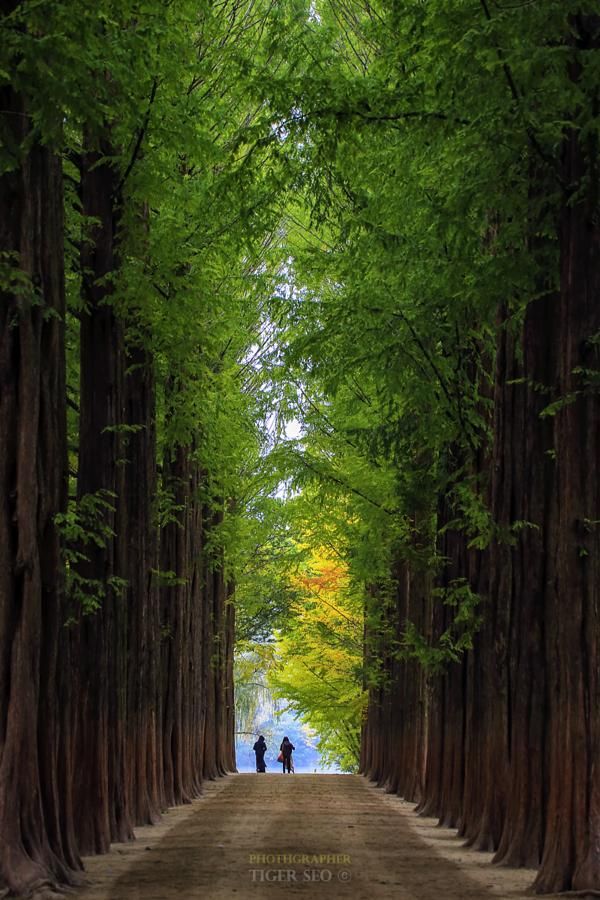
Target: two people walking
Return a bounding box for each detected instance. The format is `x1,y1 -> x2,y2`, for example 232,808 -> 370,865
252,734 -> 295,773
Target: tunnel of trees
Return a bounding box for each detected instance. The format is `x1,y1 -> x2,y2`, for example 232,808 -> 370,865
0,0 -> 598,896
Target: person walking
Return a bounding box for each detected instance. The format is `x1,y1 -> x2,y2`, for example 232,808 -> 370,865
253,735 -> 267,773
279,736 -> 295,774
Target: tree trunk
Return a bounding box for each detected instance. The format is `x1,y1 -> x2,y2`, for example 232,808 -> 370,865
534,15 -> 600,891
0,77 -> 75,892
493,286 -> 557,869
224,581 -> 237,773
201,507 -> 219,781
118,341 -> 162,826
71,132 -> 133,852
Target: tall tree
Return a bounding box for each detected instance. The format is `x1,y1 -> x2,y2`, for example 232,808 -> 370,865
0,21 -> 73,893
535,14 -> 600,892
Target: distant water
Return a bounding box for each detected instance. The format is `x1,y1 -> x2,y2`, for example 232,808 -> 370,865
235,754 -> 341,774
235,709 -> 342,774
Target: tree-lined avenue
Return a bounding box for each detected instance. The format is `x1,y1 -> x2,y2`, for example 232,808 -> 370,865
1,1 -> 599,897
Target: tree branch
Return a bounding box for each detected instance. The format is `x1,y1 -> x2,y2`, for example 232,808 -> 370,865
479,0 -> 559,174
114,77 -> 159,199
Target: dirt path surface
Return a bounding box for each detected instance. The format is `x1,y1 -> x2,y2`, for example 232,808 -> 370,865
78,774 -> 552,900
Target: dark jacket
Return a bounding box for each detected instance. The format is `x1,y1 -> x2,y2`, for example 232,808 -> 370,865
253,738 -> 267,758
280,739 -> 295,758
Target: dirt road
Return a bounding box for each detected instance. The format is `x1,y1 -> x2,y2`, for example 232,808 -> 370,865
78,774 -> 547,899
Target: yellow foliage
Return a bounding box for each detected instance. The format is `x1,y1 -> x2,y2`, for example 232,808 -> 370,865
268,544 -> 366,770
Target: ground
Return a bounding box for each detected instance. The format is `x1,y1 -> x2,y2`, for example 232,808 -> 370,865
78,774 -> 559,899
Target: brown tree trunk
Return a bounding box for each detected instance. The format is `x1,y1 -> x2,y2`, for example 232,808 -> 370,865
0,78 -> 76,892
461,324 -> 510,853
435,534 -> 468,833
359,584 -> 393,784
417,504 -> 456,820
201,508 -> 219,781
159,444 -> 215,801
118,341 -> 162,826
381,561 -> 409,795
71,132 -> 133,852
534,15 -> 600,891
376,544 -> 429,804
188,468 -> 205,792
160,445 -> 194,805
416,610 -> 445,818
224,581 -> 237,773
493,286 -> 557,869
400,556 -> 430,803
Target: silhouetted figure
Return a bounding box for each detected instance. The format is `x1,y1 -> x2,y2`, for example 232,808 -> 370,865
253,735 -> 267,772
280,736 -> 295,773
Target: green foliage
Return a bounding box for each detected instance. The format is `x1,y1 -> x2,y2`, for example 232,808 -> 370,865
233,495 -> 306,644
267,547 -> 366,772
235,644 -> 278,737
6,0 -> 590,761
150,569 -> 187,588
245,0 -> 584,689
55,490 -> 116,551
0,251 -> 36,302
55,490 -> 124,616
402,579 -> 483,672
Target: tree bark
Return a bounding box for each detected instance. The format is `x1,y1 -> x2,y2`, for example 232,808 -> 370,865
71,131 -> 133,852
0,78 -> 75,893
493,285 -> 557,869
118,341 -> 162,826
534,15 -> 600,891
